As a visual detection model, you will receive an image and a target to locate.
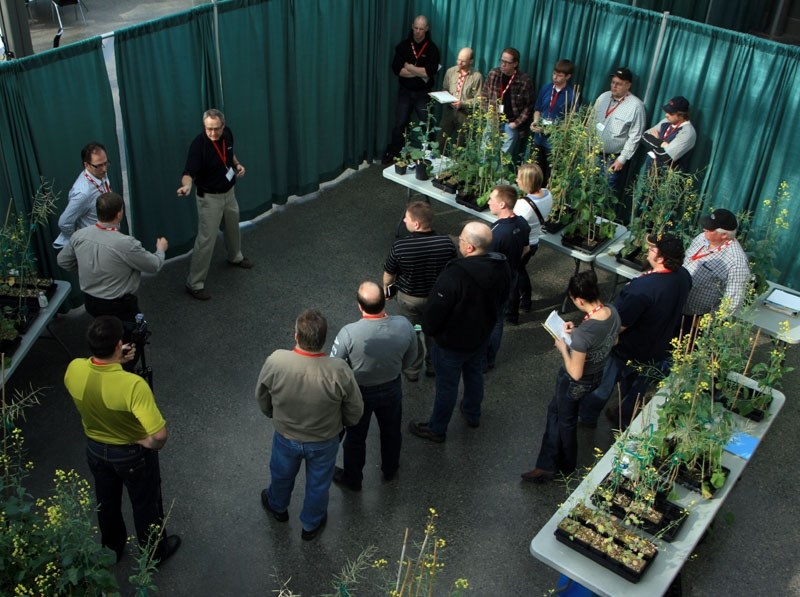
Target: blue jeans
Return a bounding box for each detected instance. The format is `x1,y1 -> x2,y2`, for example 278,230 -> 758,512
342,377 -> 402,484
501,122 -> 520,155
428,340 -> 487,435
535,367 -> 603,474
267,432 -> 339,531
579,353 -> 660,427
598,153 -> 625,192
86,440 -> 164,556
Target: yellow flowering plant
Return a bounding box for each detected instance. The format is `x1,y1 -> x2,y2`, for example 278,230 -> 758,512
1,384 -> 119,596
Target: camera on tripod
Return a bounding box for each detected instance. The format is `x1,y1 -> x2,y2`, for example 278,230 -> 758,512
131,313 -> 154,388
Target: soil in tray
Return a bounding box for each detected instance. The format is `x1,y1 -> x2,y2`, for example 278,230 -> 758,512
455,193 -> 488,212
0,279 -> 56,312
561,233 -> 614,255
591,474 -> 687,542
431,178 -> 459,194
555,516 -> 656,583
615,247 -> 648,271
654,455 -> 731,497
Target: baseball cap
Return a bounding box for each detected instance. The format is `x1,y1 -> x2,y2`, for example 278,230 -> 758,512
663,96 -> 690,113
700,209 -> 738,231
610,67 -> 633,82
646,233 -> 684,262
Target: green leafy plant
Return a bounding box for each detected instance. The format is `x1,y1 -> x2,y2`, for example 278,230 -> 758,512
740,181 -> 792,294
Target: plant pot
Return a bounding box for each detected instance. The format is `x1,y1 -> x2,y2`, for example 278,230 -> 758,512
431,178 -> 459,194
414,159 -> 432,181
0,335 -> 22,357
713,388 -> 772,422
591,473 -> 687,542
554,511 -> 657,583
394,163 -> 408,175
615,247 -> 648,272
561,232 -> 614,255
455,190 -> 488,212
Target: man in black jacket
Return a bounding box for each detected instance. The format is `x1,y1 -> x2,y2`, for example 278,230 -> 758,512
382,15 -> 440,162
408,221 -> 511,442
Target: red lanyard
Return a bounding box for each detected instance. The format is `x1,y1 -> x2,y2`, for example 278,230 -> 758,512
605,94 -> 626,118
95,223 -> 118,232
583,304 -> 604,321
362,312 -> 387,320
549,87 -> 562,112
499,72 -> 517,100
293,347 -> 326,357
455,71 -> 467,97
211,138 -> 227,167
411,40 -> 429,62
84,172 -> 110,193
660,124 -> 679,140
639,268 -> 673,277
691,240 -> 732,261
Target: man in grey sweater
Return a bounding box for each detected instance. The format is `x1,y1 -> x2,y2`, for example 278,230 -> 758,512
330,281 -> 417,491
256,309 -> 363,540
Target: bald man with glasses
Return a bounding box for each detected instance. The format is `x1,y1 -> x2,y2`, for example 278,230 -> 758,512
54,141 -> 112,249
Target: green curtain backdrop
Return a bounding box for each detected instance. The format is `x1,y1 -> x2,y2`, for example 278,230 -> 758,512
0,38 -> 119,306
115,7 -> 222,256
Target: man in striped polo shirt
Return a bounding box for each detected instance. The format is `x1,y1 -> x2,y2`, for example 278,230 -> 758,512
383,200 -> 457,381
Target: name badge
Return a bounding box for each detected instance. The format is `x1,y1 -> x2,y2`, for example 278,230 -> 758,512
647,151 -> 656,159
596,122 -> 606,133
542,118 -> 553,126
226,167 -> 235,181
498,104 -> 505,114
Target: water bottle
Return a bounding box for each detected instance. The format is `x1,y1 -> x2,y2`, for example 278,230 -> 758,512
38,292 -> 48,308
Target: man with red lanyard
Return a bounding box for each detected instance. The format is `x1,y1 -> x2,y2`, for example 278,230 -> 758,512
578,234 -> 691,429
682,209 -> 750,325
530,59 -> 581,185
481,47 -> 534,158
177,108 -> 252,301
438,47 -> 483,147
54,142 -> 112,249
592,67 -> 646,192
642,95 -> 697,171
382,15 -> 441,164
57,192 -> 167,326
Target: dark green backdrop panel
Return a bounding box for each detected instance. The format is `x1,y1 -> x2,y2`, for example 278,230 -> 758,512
610,0 -> 766,32
115,7 -> 222,256
0,38 -> 118,306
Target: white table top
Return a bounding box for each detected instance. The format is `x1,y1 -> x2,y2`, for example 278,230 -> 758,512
529,379 -> 785,596
539,220 -> 628,265
382,165 -> 497,224
737,281 -> 800,344
2,280 -> 71,384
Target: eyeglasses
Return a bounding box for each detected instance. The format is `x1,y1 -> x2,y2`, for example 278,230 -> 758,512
88,161 -> 110,168
205,126 -> 223,132
500,58 -> 515,65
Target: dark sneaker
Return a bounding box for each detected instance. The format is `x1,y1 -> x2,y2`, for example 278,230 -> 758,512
230,257 -> 254,269
155,535 -> 181,567
408,421 -> 445,443
301,513 -> 327,541
260,489 -> 289,522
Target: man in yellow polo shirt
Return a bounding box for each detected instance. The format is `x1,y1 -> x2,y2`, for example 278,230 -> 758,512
64,316 -> 180,564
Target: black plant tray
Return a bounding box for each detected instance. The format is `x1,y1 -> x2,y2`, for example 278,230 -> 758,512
654,456 -> 731,497
0,335 -> 22,358
713,391 -> 772,422
455,194 -> 488,212
615,249 -> 648,272
543,220 -> 568,234
591,475 -> 687,542
554,525 -> 654,584
561,233 -> 615,255
431,178 -> 459,194
0,279 -> 56,312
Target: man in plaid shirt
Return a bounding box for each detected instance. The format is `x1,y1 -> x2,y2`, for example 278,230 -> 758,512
481,47 -> 533,158
682,208 -> 751,320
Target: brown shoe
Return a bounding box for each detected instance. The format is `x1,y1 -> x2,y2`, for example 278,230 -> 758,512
186,286 -> 211,300
520,468 -> 555,483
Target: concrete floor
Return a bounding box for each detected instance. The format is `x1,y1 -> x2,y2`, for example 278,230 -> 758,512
11,164 -> 800,596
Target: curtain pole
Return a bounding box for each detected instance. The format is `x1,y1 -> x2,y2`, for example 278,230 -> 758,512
643,11 -> 670,107
213,0 -> 224,107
